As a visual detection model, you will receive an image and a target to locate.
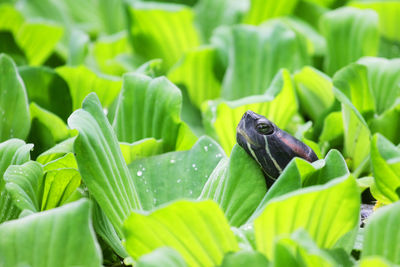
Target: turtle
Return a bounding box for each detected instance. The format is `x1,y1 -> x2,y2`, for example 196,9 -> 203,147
236,110 -> 318,186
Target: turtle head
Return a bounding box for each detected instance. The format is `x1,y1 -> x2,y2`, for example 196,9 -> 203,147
236,110 -> 318,181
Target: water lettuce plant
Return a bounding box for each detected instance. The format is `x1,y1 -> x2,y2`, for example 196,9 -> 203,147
1,0 -> 400,266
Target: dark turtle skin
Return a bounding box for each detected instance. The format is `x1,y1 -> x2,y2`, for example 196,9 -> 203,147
236,110 -> 318,184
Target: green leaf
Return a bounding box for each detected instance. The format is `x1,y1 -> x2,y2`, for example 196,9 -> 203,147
362,201 -> 400,265
369,103 -> 400,145
113,73 -> 196,151
370,133 -> 400,204
123,200 -> 239,267
18,66 -> 72,121
203,69 -> 297,154
0,199 -> 102,267
92,31 -> 133,76
56,65 -> 122,110
126,2 -> 200,71
274,230 -> 338,266
243,0 -> 299,25
136,247 -> 187,267
40,168 -> 81,210
221,250 -> 269,267
4,159 -> 80,212
68,93 -> 141,236
254,175 -> 360,258
221,22 -> 308,100
200,145 -> 266,227
28,103 -> 71,156
333,84 -> 371,171
333,63 -> 375,116
250,150 -> 349,221
120,138 -> 164,165
0,4 -> 25,35
294,66 -> 334,122
0,138 -> 32,223
319,111 -> 343,145
4,161 -> 44,212
357,57 -> 400,115
92,201 -> 128,258
349,1 -> 400,42
36,137 -> 75,164
320,7 -> 379,75
0,53 -> 30,142
194,0 -> 245,41
168,46 -> 221,108
359,256 -> 394,267
43,152 -> 77,171
128,136 -> 225,210
279,17 -> 326,56
16,22 -> 64,66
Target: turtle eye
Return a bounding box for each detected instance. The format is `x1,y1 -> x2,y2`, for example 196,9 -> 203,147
256,122 -> 274,135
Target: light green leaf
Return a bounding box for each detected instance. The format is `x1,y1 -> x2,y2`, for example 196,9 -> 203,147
168,46 -> 221,108
0,53 -> 30,142
200,145 -> 266,227
0,4 -> 25,35
0,199 -> 102,267
255,175 -> 360,258
320,7 -> 379,75
43,152 -> 77,171
221,22 -> 308,100
221,250 -> 269,267
274,230 -> 338,266
243,0 -> 299,25
16,22 -> 63,66
126,2 -> 200,71
18,65 -> 72,121
67,29 -> 89,66
333,63 -> 375,116
113,73 -> 196,151
319,111 -> 343,145
369,103 -> 400,145
123,200 -> 239,267
357,57 -> 400,115
4,161 -> 43,212
128,136 -> 225,210
194,0 -> 246,41
40,168 -> 81,211
294,66 -> 334,121
203,69 -> 297,154
333,80 -> 371,172
349,1 -> 400,42
56,65 -> 122,110
120,138 -> 164,165
4,159 -> 80,212
370,133 -> 400,204
68,93 -> 141,236
36,137 -> 75,164
0,138 -> 32,223
359,256 -> 394,267
250,150 -> 349,221
363,201 -> 400,265
279,17 -> 326,56
136,247 -> 187,267
92,31 -> 133,76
